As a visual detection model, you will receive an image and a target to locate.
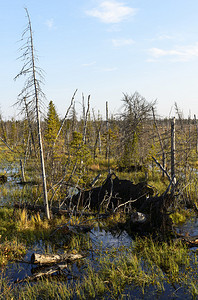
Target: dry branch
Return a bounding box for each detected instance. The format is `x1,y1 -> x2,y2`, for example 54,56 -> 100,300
152,156 -> 171,182
53,89 -> 77,148
0,136 -> 15,152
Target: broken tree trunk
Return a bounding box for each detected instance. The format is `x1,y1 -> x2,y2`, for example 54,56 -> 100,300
15,251 -> 84,283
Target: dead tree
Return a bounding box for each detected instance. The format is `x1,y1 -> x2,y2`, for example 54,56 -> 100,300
82,95 -> 90,144
152,107 -> 166,177
92,109 -> 102,159
24,97 -> 37,156
106,101 -> 110,171
171,117 -> 176,184
14,8 -> 50,219
194,115 -> 198,153
53,89 -> 77,148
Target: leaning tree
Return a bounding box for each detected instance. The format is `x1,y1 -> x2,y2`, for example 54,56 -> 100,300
14,8 -> 50,219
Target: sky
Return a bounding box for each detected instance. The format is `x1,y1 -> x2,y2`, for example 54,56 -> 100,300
1,0 -> 198,119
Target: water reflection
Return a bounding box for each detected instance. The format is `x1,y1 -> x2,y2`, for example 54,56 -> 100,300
91,227 -> 132,250
176,216 -> 198,237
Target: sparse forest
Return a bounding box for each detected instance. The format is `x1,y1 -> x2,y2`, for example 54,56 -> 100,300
1,92 -> 198,207
1,8 -> 198,300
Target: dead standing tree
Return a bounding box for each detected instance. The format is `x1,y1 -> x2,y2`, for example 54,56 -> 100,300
14,8 -> 50,219
120,92 -> 156,169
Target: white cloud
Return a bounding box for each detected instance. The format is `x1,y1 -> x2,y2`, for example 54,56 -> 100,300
86,1 -> 136,24
112,38 -> 134,47
148,43 -> 198,62
45,18 -> 55,29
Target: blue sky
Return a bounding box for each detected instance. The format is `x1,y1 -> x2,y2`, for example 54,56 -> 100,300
1,0 -> 198,119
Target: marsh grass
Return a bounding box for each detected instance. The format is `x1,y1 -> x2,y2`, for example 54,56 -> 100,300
0,206 -> 198,299
0,234 -> 198,299
0,278 -> 74,300
0,183 -> 41,206
134,237 -> 190,283
0,239 -> 26,266
97,212 -> 127,231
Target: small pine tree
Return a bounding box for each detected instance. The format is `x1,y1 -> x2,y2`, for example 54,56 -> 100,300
45,100 -> 60,147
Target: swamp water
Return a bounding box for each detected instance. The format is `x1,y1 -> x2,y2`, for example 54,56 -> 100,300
3,227 -> 133,282
1,220 -> 198,299
1,175 -> 198,298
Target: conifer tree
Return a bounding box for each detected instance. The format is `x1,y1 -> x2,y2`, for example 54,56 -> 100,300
45,100 -> 60,146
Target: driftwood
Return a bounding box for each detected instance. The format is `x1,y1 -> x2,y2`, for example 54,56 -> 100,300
31,252 -> 84,265
15,252 -> 84,283
15,263 -> 68,283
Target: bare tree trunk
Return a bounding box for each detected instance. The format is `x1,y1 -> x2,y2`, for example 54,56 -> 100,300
53,89 -> 77,148
20,159 -> 26,183
25,9 -> 50,219
92,109 -> 101,159
82,95 -> 90,144
36,103 -> 50,219
98,131 -> 101,154
194,115 -> 198,153
24,97 -> 37,156
171,117 -> 176,188
175,102 -> 183,130
106,101 -> 110,171
152,107 -> 166,177
0,114 -> 7,142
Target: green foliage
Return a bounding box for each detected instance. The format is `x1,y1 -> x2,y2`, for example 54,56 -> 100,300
170,209 -> 194,224
45,100 -> 60,146
68,131 -> 92,184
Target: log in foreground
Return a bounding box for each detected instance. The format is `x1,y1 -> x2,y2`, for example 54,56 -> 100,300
15,263 -> 68,283
31,252 -> 84,265
15,252 -> 84,283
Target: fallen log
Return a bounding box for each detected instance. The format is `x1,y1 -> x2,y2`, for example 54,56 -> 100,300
15,263 -> 68,283
31,252 -> 84,265
15,252 -> 84,283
